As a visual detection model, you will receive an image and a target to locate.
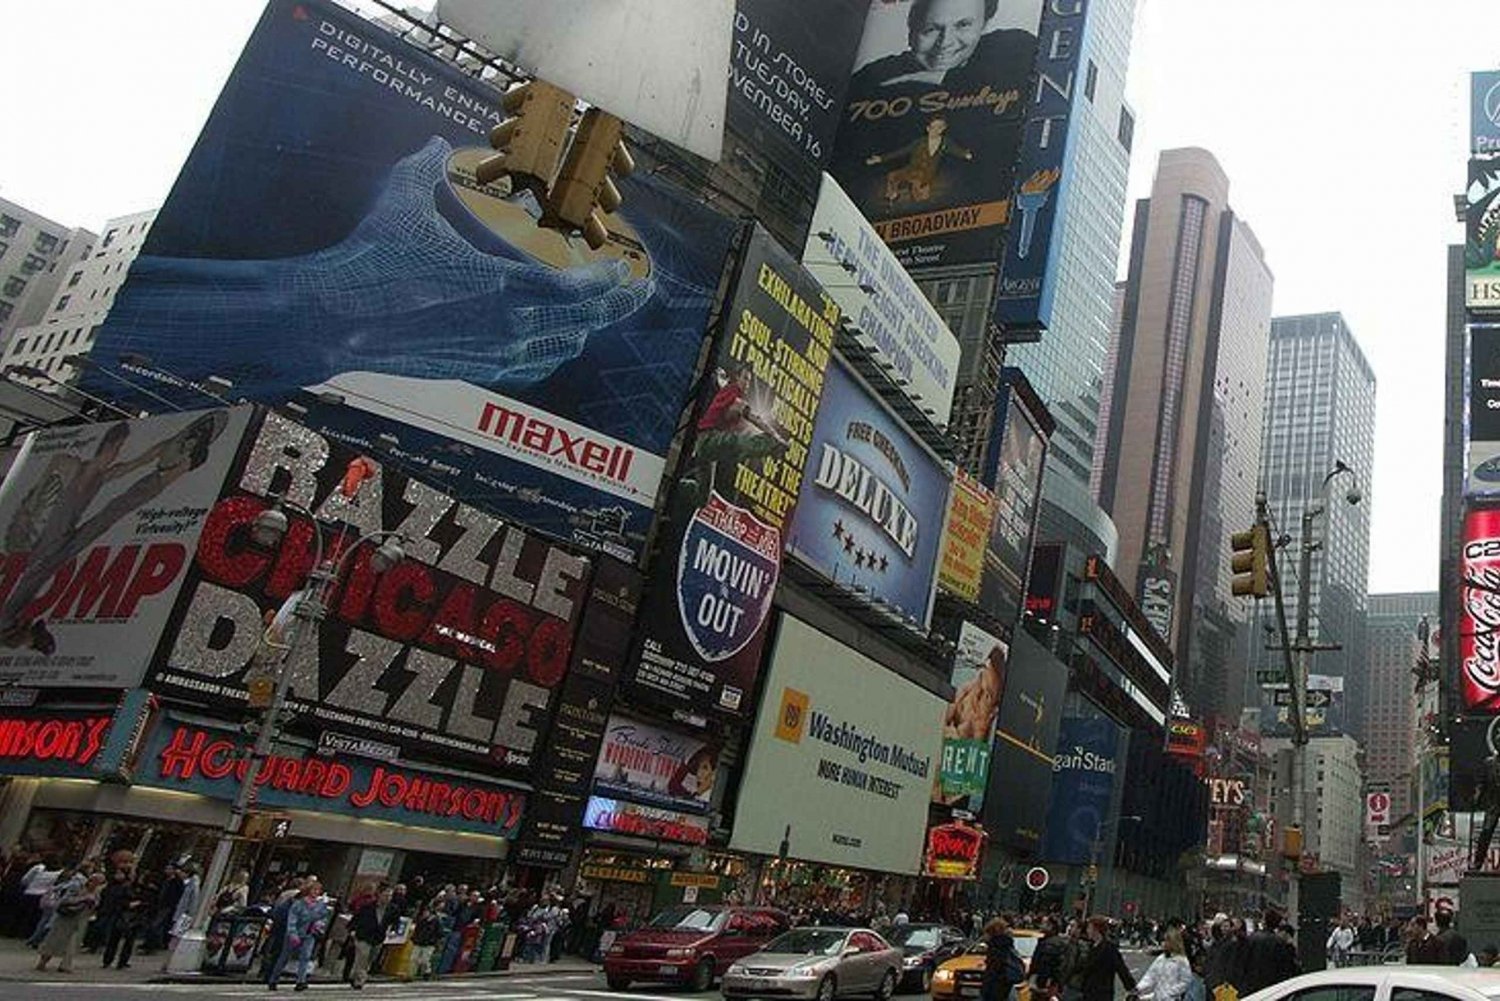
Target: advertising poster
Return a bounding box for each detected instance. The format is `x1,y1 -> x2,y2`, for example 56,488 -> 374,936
982,627 -> 1067,853
785,359 -> 949,626
1468,325 -> 1500,495
1461,507 -> 1500,713
934,620 -> 1007,811
829,0 -> 1043,269
979,375 -> 1050,628
1475,71 -> 1500,155
583,795 -> 710,845
593,714 -> 721,814
992,0 -> 1087,332
85,0 -> 739,563
151,411 -> 592,783
728,0 -> 872,175
0,409 -> 251,688
1023,542 -> 1063,620
937,470 -> 993,604
802,174 -> 961,425
625,227 -> 838,721
1467,158 -> 1500,312
1040,714 -> 1120,865
732,614 -> 945,873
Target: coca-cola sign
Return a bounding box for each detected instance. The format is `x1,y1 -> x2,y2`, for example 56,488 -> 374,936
1462,507 -> 1500,711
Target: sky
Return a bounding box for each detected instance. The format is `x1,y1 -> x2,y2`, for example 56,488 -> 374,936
0,0 -> 1481,594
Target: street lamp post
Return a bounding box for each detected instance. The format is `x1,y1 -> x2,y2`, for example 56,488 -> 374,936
167,496 -> 405,972
1085,815 -> 1141,916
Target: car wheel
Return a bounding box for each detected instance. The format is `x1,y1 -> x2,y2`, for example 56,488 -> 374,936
818,974 -> 838,1001
874,970 -> 896,1001
607,976 -> 631,991
691,957 -> 715,992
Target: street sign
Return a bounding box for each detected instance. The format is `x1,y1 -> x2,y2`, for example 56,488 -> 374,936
1025,866 -> 1050,892
1257,668 -> 1287,687
1271,688 -> 1331,709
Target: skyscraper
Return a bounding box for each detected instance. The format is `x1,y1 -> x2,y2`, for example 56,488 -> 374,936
1097,148 -> 1274,716
1365,591 -> 1437,828
0,198 -> 95,348
1249,313 -> 1377,736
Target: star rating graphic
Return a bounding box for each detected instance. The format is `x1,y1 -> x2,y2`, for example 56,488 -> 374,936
830,519 -> 888,574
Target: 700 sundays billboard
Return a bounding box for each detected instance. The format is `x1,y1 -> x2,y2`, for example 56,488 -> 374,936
85,0 -> 738,563
624,228 -> 837,721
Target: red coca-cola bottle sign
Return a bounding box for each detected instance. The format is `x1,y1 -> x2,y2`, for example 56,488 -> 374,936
1463,507 -> 1500,710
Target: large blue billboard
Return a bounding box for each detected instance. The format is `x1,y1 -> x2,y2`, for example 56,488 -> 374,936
1474,70 -> 1500,154
86,0 -> 738,564
784,357 -> 948,627
1040,713 -> 1120,865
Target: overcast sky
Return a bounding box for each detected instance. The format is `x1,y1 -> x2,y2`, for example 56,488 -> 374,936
0,0 -> 1479,594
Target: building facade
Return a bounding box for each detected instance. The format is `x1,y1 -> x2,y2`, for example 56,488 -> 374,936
1364,592 -> 1436,830
0,198 -> 95,349
1097,148 -> 1274,714
1248,313 -> 1377,739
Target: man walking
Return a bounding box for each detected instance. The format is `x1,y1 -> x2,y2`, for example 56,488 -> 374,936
350,884 -> 396,989
1241,912 -> 1299,994
1434,911 -> 1470,965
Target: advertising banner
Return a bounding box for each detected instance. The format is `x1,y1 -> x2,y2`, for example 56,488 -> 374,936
829,0 -> 1042,269
0,710 -> 117,778
625,227 -> 837,721
1475,71 -> 1500,154
1461,507 -> 1500,713
802,174 -> 960,425
1024,542 -> 1063,620
86,0 -> 739,563
0,409 -> 251,688
924,821 -> 984,879
593,714 -> 721,814
937,471 -> 993,604
1365,790 -> 1391,830
151,411 -> 592,783
1039,714 -> 1119,865
1468,325 -> 1500,494
732,614 -> 944,874
982,626 -> 1067,853
934,621 -> 1006,811
993,0 -> 1088,332
979,374 -> 1049,628
583,795 -> 710,845
785,359 -> 948,626
1467,158 -> 1500,312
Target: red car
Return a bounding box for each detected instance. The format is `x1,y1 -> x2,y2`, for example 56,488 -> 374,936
604,905 -> 789,991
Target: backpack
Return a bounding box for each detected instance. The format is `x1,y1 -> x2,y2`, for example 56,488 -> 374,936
1003,945 -> 1025,985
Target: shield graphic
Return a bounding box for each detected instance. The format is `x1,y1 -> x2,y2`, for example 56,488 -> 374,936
676,492 -> 780,663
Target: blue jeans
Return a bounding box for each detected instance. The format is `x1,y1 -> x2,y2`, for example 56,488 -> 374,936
269,934 -> 317,986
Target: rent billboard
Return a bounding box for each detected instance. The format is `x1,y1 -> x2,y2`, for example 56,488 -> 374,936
979,372 -> 1050,629
86,0 -> 739,563
802,173 -> 961,425
623,227 -> 837,722
829,0 -> 1042,270
785,358 -> 948,627
1040,713 -> 1120,865
732,614 -> 945,874
151,411 -> 593,783
934,620 -> 1006,812
0,409 -> 252,688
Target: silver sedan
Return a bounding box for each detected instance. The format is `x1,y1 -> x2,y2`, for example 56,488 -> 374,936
722,927 -> 902,1001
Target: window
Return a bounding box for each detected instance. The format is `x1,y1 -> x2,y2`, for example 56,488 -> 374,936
0,215 -> 18,238
1084,60 -> 1099,102
32,232 -> 58,255
1,277 -> 22,299
12,339 -> 23,354
0,241 -> 7,260
20,254 -> 47,275
0,301 -> 12,323
66,270 -> 82,288
1118,108 -> 1135,152
1390,986 -> 1463,1001
101,228 -> 118,248
54,295 -> 70,312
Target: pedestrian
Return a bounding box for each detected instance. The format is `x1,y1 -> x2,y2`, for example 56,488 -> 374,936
350,883 -> 396,989
170,862 -> 200,947
980,916 -> 1023,1001
261,877 -> 305,983
268,878 -> 330,991
1406,916 -> 1444,965
102,872 -> 147,970
145,863 -> 183,953
1326,916 -> 1355,968
1030,916 -> 1067,999
29,865 -> 80,949
1241,912 -> 1299,995
36,872 -> 104,973
217,869 -> 251,912
1478,944 -> 1499,967
91,870 -> 133,963
1078,916 -> 1135,1001
1435,911 -> 1470,966
411,903 -> 442,980
1137,928 -> 1195,1001
1203,916 -> 1244,994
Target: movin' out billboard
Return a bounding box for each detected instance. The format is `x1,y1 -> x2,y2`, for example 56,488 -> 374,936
86,0 -> 739,564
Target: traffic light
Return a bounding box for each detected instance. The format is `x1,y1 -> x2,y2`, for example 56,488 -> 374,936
241,812 -> 291,841
474,80 -> 576,193
546,107 -> 635,249
1229,523 -> 1269,598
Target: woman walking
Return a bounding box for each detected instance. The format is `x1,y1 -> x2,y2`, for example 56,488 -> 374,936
981,916 -> 1024,1001
37,873 -> 105,973
1137,929 -> 1195,1001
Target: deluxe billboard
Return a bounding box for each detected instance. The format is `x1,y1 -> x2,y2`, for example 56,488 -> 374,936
785,358 -> 948,626
0,409 -> 251,688
151,411 -> 593,783
829,0 -> 1043,270
979,373 -> 1050,628
86,0 -> 739,563
802,174 -> 960,425
934,620 -> 1006,811
624,227 -> 837,722
732,614 -> 944,874
1040,714 -> 1119,865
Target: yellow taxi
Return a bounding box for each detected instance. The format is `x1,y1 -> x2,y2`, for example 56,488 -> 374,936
930,929 -> 1042,1001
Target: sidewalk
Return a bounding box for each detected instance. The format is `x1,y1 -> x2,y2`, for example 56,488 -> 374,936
0,935 -> 600,985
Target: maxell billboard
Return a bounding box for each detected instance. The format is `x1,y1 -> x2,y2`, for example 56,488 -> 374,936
829,0 -> 1043,269
624,227 -> 837,722
86,0 -> 739,563
785,358 -> 949,627
0,409 -> 251,688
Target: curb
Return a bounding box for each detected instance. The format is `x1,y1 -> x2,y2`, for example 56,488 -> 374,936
149,961 -> 602,985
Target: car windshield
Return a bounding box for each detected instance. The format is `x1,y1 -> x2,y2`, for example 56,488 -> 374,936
648,907 -> 726,933
764,929 -> 849,956
968,936 -> 1038,959
891,928 -> 942,949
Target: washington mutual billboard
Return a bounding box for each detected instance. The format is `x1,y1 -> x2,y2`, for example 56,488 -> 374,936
86,0 -> 739,564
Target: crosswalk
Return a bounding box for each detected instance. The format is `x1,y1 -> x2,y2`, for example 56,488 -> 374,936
11,971 -> 726,1000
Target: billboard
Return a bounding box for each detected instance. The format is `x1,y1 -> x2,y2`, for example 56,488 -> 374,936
828,0 -> 1043,269
1468,325 -> 1500,494
732,614 -> 945,873
1023,542 -> 1063,620
992,0 -> 1087,332
0,409 -> 251,688
86,0 -> 740,563
152,411 -> 592,783
802,174 -> 961,424
1462,506 -> 1500,712
978,373 -> 1050,628
785,358 -> 948,626
1474,71 -> 1500,154
937,471 -> 993,604
1040,714 -> 1119,865
934,620 -> 1006,811
1467,158 -> 1500,311
982,626 -> 1067,853
624,227 -> 837,721
593,714 -> 721,814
